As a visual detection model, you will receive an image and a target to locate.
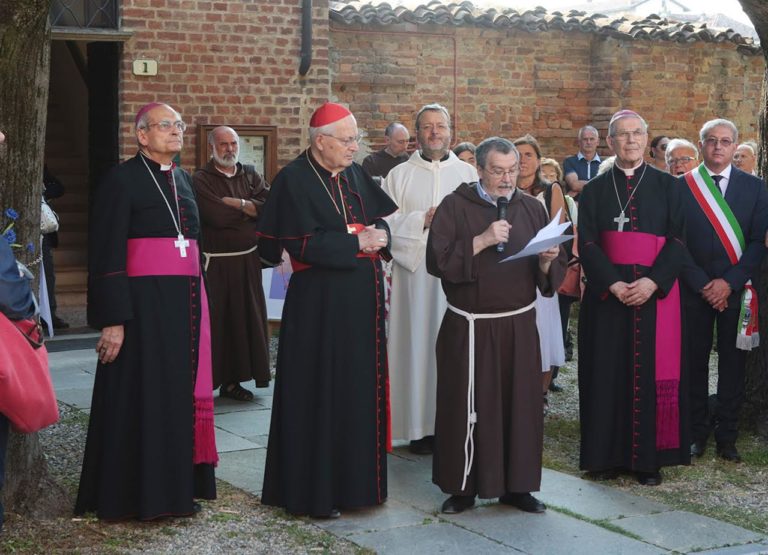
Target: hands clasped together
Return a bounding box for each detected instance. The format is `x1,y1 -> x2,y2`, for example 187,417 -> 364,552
609,277 -> 658,307
701,278 -> 731,312
358,225 -> 388,254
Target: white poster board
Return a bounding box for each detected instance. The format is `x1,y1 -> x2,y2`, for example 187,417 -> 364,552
262,251 -> 293,321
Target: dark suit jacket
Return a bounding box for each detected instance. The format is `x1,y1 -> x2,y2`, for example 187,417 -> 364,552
679,166 -> 768,304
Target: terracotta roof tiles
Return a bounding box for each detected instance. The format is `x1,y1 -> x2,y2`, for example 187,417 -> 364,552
329,1 -> 760,55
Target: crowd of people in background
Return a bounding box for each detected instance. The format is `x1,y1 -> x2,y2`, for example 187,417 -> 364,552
2,97 -> 765,528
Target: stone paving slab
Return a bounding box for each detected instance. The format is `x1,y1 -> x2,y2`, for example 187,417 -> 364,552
538,468 -> 669,520
213,398 -> 265,415
612,510 -> 766,553
214,427 -> 263,453
50,369 -> 96,391
442,503 -> 665,555
347,521 -> 515,554
215,448 -> 266,496
314,499 -> 431,537
213,408 -> 271,438
697,544 -> 768,555
55,387 -> 94,410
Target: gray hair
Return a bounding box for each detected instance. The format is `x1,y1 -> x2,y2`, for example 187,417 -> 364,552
608,114 -> 648,137
453,141 -> 476,157
665,138 -> 699,166
207,126 -> 239,146
135,104 -> 180,131
578,125 -> 599,139
737,142 -> 756,155
385,122 -> 408,137
475,137 -> 518,170
309,118 -> 347,142
415,103 -> 451,130
699,119 -> 738,143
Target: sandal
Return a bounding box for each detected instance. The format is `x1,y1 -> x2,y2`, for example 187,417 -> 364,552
220,383 -> 254,401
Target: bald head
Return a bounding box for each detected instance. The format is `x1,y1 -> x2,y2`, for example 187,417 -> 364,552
384,123 -> 410,157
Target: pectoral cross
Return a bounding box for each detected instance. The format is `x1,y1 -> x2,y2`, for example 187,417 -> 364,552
614,211 -> 629,232
174,233 -> 190,258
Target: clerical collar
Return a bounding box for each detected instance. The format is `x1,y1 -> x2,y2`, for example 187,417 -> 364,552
307,148 -> 342,178
139,151 -> 173,172
419,151 -> 450,163
615,160 -> 644,177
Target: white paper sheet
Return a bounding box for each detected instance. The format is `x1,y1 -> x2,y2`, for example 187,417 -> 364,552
500,209 -> 573,263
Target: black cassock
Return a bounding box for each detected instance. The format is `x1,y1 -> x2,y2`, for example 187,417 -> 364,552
75,154 -> 216,520
578,163 -> 690,473
258,150 -> 396,516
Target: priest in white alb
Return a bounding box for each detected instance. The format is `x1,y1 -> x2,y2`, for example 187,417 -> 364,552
382,103 -> 478,454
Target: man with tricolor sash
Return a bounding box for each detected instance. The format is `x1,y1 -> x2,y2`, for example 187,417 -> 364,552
578,109 -> 690,487
680,118 -> 768,463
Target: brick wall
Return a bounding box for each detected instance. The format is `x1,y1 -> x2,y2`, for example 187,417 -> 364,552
330,21 -> 765,165
119,0 -> 332,173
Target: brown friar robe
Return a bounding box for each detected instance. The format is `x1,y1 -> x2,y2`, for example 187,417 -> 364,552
426,183 -> 566,498
193,160 -> 271,389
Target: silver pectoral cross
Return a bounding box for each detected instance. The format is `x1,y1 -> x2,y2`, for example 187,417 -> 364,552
174,233 -> 190,258
614,211 -> 629,232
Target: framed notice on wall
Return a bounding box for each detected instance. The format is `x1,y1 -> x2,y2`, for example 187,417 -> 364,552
196,124 -> 278,181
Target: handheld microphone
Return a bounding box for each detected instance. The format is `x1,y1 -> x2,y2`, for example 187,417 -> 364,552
496,196 -> 509,253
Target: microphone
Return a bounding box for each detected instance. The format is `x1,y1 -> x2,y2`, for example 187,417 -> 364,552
496,196 -> 509,253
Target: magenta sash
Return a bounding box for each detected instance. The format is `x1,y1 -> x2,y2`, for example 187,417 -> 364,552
600,231 -> 681,451
126,238 -> 219,465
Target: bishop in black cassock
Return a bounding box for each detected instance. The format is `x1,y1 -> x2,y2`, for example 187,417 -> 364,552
258,103 -> 396,518
578,110 -> 690,486
75,104 -> 217,520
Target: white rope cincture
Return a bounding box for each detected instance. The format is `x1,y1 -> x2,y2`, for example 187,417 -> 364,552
447,301 -> 535,491
202,245 -> 258,271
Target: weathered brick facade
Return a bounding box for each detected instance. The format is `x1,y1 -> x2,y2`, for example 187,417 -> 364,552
119,0 -> 332,172
114,1 -> 763,171
330,21 -> 765,163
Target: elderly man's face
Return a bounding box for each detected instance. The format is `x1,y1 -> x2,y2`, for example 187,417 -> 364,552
579,130 -> 599,158
417,110 -> 451,159
607,117 -> 648,168
667,147 -> 698,176
212,128 -> 239,169
733,146 -> 756,174
479,150 -> 519,200
315,115 -> 360,173
386,127 -> 410,157
137,105 -> 184,156
700,125 -> 737,174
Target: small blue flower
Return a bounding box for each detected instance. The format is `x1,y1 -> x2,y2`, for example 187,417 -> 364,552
3,229 -> 16,244
4,208 -> 18,220
25,242 -> 35,253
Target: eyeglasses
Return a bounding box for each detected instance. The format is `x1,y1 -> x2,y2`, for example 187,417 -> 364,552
145,120 -> 187,132
323,134 -> 363,147
704,137 -> 734,148
419,123 -> 450,132
612,130 -> 647,142
669,156 -> 695,165
486,168 -> 518,178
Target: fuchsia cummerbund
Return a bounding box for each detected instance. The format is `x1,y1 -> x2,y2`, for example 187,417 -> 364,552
126,237 -> 201,277
600,230 -> 681,451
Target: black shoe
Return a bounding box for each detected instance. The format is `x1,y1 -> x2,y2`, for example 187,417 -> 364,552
409,436 -> 434,455
312,508 -> 341,519
499,492 -> 546,513
192,502 -> 202,514
636,470 -> 662,486
441,495 -> 475,514
584,469 -> 619,481
52,316 -> 70,330
548,382 -> 563,393
716,443 -> 742,463
690,439 -> 707,458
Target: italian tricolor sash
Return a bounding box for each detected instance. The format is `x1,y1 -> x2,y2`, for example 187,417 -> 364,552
684,165 -> 759,350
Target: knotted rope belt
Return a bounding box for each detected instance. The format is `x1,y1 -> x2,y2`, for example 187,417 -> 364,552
446,300 -> 536,491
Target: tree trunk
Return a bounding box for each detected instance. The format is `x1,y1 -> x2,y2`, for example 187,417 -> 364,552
0,0 -> 66,518
737,0 -> 768,437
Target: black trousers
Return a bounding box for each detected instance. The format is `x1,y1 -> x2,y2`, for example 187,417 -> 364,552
686,297 -> 746,445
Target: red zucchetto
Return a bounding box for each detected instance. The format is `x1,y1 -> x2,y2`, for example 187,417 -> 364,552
309,102 -> 352,128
